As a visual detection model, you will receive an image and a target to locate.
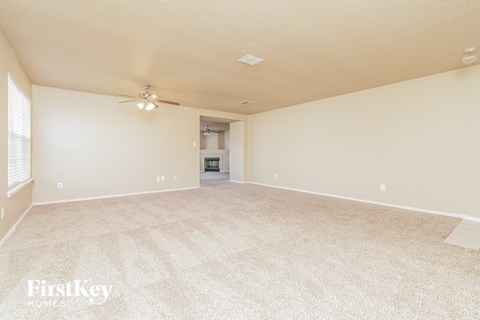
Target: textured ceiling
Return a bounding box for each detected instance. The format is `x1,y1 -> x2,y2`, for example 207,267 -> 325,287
0,1 -> 479,114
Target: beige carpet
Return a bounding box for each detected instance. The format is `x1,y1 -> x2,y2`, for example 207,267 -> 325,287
0,181 -> 479,319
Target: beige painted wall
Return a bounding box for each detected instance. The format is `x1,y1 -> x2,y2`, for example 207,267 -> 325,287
230,121 -> 246,182
248,65 -> 480,218
33,86 -> 246,203
204,132 -> 219,150
0,31 -> 32,241
201,130 -> 230,151
224,130 -> 230,150
200,122 -> 230,151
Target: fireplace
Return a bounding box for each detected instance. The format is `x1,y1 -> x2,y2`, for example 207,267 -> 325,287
204,157 -> 220,172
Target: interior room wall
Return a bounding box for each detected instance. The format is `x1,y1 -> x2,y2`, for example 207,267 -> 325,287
205,132 -> 219,150
217,131 -> 225,149
0,31 -> 33,242
200,122 -> 230,150
224,130 -> 230,150
248,65 -> 480,219
230,121 -> 246,182
200,133 -> 206,150
33,86 -> 246,203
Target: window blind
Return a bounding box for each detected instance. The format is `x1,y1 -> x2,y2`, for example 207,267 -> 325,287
8,74 -> 31,190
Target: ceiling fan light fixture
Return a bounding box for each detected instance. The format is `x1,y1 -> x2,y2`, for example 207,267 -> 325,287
118,83 -> 179,110
462,47 -> 478,64
203,125 -> 211,136
145,101 -> 156,111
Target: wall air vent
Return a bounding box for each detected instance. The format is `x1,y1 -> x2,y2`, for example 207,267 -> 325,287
238,54 -> 264,66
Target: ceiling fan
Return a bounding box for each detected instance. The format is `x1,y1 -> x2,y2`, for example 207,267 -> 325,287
117,84 -> 179,111
203,125 -> 223,136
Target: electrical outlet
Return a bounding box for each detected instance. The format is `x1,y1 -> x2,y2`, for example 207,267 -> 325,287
57,182 -> 64,190
193,141 -> 197,147
380,184 -> 386,192
273,173 -> 278,179
173,175 -> 177,181
1,207 -> 5,220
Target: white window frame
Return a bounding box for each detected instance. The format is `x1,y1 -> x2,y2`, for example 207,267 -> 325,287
7,73 -> 33,198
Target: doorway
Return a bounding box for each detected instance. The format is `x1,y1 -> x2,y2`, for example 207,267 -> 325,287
199,116 -> 244,186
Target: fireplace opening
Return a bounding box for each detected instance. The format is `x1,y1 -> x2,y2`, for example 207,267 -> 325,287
204,157 -> 220,172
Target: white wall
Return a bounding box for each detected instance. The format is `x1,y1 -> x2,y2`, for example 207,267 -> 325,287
248,65 -> 480,218
0,31 -> 32,242
33,86 -> 246,203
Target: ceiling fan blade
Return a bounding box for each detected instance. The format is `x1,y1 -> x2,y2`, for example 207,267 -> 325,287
116,94 -> 138,99
118,99 -> 140,103
157,100 -> 180,106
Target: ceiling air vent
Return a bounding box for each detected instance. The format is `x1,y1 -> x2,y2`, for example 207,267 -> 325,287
238,54 -> 264,66
239,100 -> 253,105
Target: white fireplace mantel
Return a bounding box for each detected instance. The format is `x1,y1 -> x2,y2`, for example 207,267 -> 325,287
200,149 -> 229,172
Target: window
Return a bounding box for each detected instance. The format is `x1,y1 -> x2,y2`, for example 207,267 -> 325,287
8,74 -> 31,191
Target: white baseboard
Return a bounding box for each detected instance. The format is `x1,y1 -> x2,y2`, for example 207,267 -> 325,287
6,182 -> 477,251
34,187 -> 199,206
0,204 -> 33,249
229,180 -> 246,184
247,182 -> 480,223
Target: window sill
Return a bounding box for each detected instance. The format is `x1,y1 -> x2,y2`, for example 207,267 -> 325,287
7,178 -> 34,198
